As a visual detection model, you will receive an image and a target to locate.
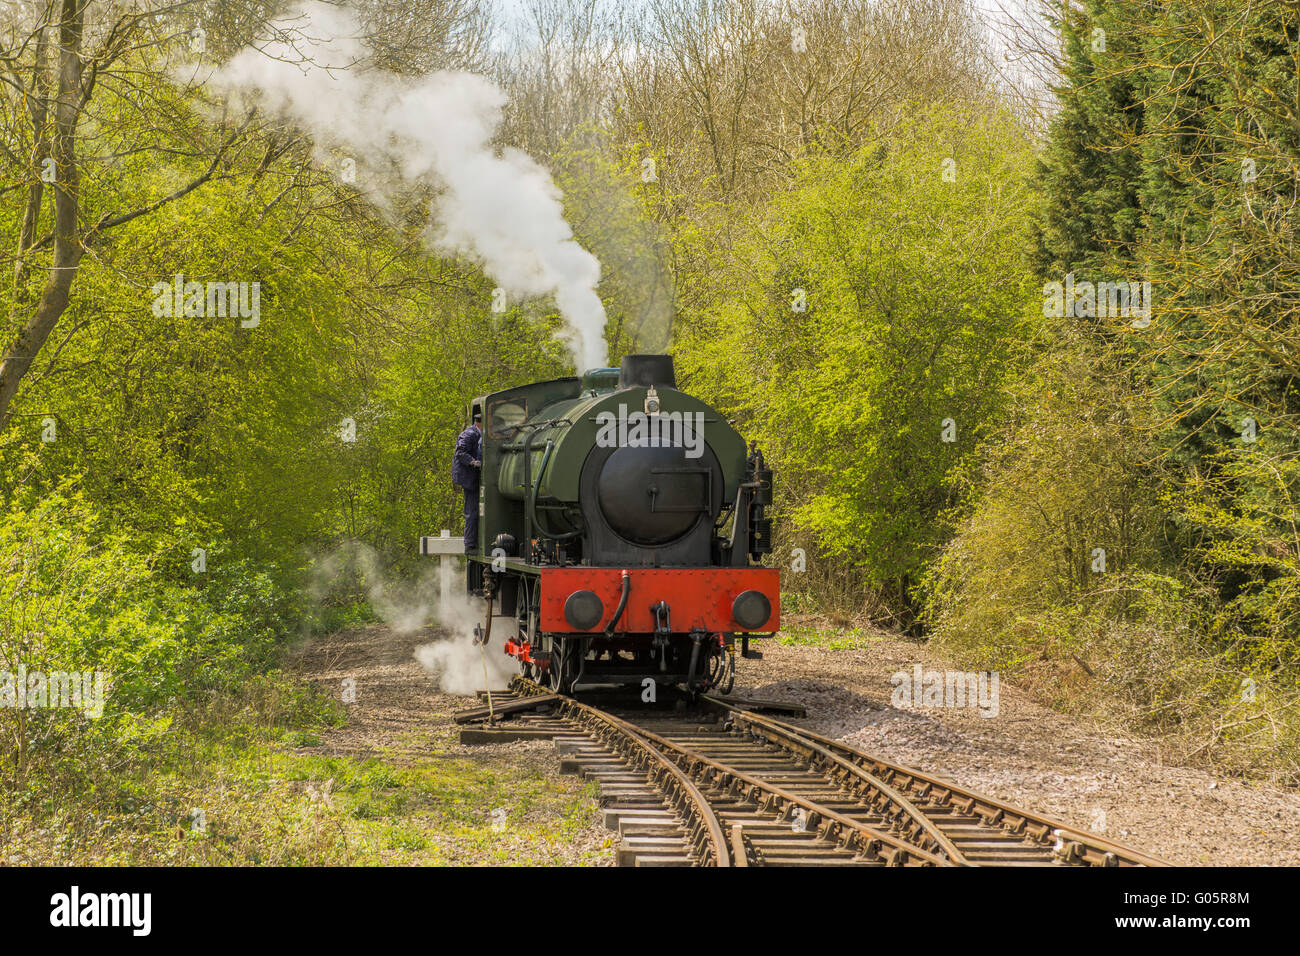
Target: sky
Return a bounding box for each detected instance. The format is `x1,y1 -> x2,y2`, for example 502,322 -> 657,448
483,0 -> 1055,110
484,0 -> 1053,63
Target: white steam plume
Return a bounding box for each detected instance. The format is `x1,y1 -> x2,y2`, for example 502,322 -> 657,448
414,590 -> 518,696
206,2 -> 608,369
308,541 -> 517,695
307,541 -> 436,635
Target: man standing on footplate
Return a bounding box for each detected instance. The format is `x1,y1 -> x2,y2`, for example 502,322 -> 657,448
452,411 -> 482,553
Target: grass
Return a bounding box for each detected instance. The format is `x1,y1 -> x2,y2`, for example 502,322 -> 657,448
2,675 -> 610,866
775,623 -> 883,651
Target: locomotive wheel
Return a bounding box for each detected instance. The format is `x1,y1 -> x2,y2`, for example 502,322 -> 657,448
541,638 -> 560,691
548,638 -> 576,694
551,640 -> 569,693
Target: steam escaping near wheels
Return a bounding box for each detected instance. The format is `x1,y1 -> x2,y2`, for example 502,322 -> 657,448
414,589 -> 517,696
306,540 -> 516,695
415,630 -> 516,696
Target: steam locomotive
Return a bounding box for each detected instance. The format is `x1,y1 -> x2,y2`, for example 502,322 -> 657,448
464,354 -> 778,694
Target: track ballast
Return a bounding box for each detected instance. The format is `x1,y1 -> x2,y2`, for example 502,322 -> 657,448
455,678 -> 1169,867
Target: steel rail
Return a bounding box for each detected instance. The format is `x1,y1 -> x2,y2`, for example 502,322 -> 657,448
514,678 -> 949,866
535,685 -> 731,866
705,698 -> 969,864
505,678 -> 1169,866
712,698 -> 1169,867
626,718 -> 952,866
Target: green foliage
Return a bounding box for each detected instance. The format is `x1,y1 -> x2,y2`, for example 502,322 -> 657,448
552,130 -> 675,359
922,344 -> 1167,668
1032,0 -> 1146,276
0,480 -> 315,790
676,105 -> 1039,612
1176,446 -> 1300,661
930,0 -> 1300,781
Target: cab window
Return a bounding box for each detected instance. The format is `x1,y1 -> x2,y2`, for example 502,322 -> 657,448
488,399 -> 527,438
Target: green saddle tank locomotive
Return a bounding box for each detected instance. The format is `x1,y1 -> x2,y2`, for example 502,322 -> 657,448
464,354 -> 777,694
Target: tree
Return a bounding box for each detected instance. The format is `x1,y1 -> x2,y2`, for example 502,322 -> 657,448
676,107 -> 1038,618
0,0 -> 260,431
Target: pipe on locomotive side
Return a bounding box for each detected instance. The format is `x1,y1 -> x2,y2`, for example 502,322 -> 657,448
604,569 -> 631,636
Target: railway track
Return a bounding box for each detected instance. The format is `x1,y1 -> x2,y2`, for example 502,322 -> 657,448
456,678 -> 1169,867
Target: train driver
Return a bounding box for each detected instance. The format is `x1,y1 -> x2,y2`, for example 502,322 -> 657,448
452,411 -> 483,553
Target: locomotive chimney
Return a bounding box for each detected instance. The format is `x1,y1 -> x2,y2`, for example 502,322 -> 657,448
618,354 -> 677,390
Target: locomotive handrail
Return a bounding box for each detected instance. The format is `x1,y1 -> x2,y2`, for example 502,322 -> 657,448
521,418 -> 576,546
723,482 -> 751,567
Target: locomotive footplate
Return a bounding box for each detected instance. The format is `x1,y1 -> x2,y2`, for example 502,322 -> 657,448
496,567 -> 779,694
